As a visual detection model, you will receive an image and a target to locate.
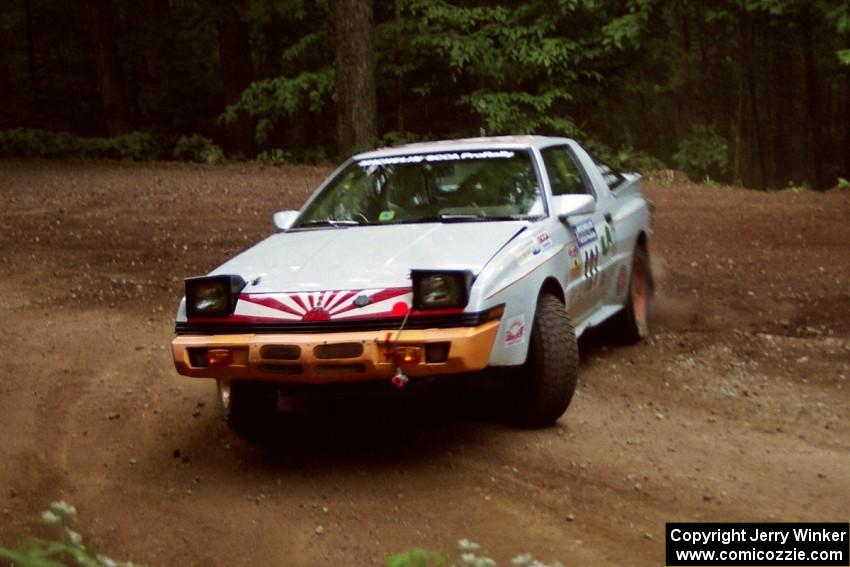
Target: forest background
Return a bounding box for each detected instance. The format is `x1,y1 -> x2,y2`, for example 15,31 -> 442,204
1,0 -> 849,189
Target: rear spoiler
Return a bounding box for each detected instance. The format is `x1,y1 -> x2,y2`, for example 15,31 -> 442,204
612,172 -> 642,198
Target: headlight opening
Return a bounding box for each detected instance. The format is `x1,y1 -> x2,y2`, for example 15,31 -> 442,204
411,269 -> 474,310
185,274 -> 246,318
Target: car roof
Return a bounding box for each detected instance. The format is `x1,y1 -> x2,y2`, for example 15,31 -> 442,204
352,135 -> 574,160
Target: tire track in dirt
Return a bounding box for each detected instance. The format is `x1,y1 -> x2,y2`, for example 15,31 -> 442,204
1,160 -> 848,566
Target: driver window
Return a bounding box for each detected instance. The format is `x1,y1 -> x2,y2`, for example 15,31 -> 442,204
541,147 -> 590,197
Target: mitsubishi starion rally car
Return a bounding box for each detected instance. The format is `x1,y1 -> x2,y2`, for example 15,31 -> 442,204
171,136 -> 653,430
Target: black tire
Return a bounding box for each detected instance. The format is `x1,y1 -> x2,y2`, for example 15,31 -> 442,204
217,379 -> 278,435
609,245 -> 652,343
506,294 -> 579,427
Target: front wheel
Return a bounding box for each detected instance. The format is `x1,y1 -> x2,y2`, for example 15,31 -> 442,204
217,379 -> 278,435
505,294 -> 579,427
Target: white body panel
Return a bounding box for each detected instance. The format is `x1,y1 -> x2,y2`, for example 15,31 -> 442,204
175,136 -> 652,368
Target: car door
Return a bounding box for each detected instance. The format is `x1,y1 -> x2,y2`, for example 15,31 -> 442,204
539,145 -> 617,321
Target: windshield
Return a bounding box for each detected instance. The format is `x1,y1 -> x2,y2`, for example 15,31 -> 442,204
293,150 -> 544,227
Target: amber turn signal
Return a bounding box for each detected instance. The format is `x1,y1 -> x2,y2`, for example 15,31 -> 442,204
207,348 -> 234,367
393,346 -> 422,365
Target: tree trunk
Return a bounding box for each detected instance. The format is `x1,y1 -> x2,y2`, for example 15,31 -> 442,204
0,20 -> 8,98
801,6 -> 824,189
845,69 -> 850,180
24,0 -> 36,82
85,0 -> 128,135
733,73 -> 744,186
333,0 -> 377,156
741,10 -> 766,189
217,1 -> 255,156
141,0 -> 172,81
769,20 -> 791,188
394,0 -> 405,134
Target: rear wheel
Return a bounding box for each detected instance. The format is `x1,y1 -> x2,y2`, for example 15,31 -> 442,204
506,294 -> 579,427
610,245 -> 652,343
217,379 -> 278,435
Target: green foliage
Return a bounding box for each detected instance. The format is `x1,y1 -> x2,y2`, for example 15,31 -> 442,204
386,548 -> 445,567
461,90 -> 578,136
582,139 -> 666,173
172,134 -> 225,164
388,539 -> 565,567
673,125 -> 729,182
221,68 -> 335,146
394,0 -> 598,136
4,0 -> 850,187
255,148 -> 292,165
837,177 -> 850,189
0,129 -> 236,163
609,146 -> 666,174
0,129 -> 160,160
0,502 -> 145,567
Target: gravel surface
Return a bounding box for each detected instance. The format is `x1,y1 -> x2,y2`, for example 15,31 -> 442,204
0,159 -> 848,566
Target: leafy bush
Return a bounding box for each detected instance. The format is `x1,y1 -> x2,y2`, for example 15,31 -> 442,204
611,147 -> 665,174
460,90 -> 578,137
0,501 -> 145,567
220,68 -> 336,146
388,539 -> 564,567
172,134 -> 225,164
255,148 -> 293,165
673,125 -> 729,181
579,139 -> 665,174
0,129 -> 160,160
101,132 -> 160,160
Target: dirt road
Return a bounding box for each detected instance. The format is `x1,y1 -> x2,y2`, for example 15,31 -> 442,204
1,160 -> 848,566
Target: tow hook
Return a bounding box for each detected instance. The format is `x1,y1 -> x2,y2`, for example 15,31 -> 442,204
390,368 -> 409,389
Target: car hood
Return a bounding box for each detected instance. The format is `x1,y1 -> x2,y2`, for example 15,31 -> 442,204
212,222 -> 528,293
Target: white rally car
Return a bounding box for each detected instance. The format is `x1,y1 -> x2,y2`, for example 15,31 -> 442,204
171,136 -> 652,430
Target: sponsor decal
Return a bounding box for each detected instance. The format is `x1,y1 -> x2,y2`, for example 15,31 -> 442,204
573,220 -> 598,246
600,225 -> 614,255
359,150 -> 515,167
302,306 -> 331,321
571,257 -> 582,275
511,239 -> 535,264
584,248 -> 599,277
536,231 -> 553,251
568,245 -> 579,258
378,210 -> 396,221
504,314 -> 526,347
529,231 -> 553,256
236,288 -> 412,322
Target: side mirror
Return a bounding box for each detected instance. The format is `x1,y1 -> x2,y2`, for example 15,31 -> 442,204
273,210 -> 299,231
553,194 -> 595,220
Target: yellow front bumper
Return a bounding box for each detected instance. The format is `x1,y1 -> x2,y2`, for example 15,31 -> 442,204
171,320 -> 499,384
